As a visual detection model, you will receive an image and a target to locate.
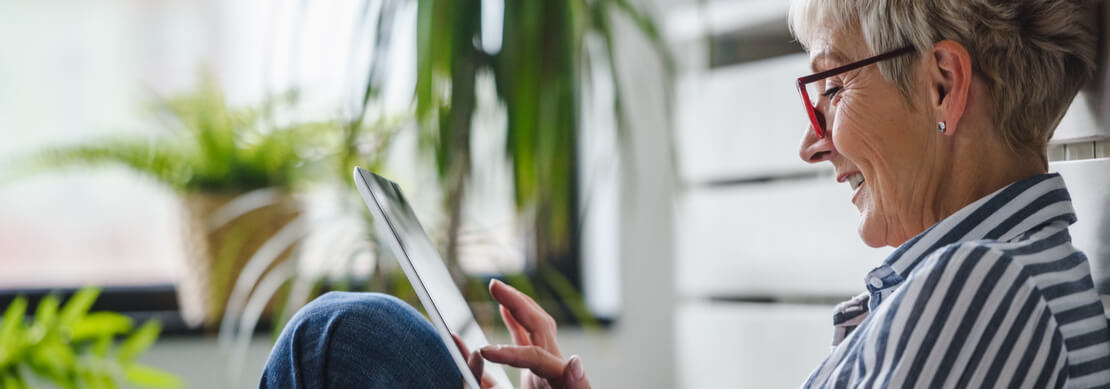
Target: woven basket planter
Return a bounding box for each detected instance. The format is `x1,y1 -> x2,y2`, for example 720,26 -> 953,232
177,191 -> 300,329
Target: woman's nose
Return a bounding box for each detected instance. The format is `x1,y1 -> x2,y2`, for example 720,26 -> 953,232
798,126 -> 837,164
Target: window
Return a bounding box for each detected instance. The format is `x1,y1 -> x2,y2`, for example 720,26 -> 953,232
0,0 -> 617,329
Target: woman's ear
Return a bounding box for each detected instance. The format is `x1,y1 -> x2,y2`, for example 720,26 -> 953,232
930,40 -> 972,135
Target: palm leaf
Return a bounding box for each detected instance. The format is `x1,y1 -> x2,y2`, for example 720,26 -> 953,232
8,73 -> 349,194
402,0 -> 671,297
16,138 -> 191,189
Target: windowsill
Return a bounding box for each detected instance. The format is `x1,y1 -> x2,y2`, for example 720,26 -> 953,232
0,282 -> 616,337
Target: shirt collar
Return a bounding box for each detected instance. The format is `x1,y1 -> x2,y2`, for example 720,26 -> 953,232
864,173 -> 1076,309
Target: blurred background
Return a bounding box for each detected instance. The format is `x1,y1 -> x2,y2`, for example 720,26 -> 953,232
0,0 -> 1107,388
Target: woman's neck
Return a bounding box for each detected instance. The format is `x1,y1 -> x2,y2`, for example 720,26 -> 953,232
928,135 -> 1046,234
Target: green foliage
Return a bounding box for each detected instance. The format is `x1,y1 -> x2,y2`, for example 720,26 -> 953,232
0,288 -> 182,389
412,0 -> 670,264
406,0 -> 670,327
11,73 -> 342,194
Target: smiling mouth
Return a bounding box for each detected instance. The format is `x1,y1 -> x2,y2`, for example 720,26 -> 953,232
847,173 -> 865,191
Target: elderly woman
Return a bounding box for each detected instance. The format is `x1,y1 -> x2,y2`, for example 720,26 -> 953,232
790,0 -> 1110,386
259,0 -> 1107,388
788,0 -> 1109,387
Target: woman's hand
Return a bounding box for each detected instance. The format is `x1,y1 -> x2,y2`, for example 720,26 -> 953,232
452,333 -> 500,389
466,279 -> 591,389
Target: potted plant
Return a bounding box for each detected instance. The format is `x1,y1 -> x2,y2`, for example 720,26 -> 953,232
14,74 -> 339,329
408,0 -> 670,322
0,287 -> 181,388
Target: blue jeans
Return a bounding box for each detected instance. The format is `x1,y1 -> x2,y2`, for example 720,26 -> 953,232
259,292 -> 463,388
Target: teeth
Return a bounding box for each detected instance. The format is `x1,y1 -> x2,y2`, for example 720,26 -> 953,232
847,173 -> 865,190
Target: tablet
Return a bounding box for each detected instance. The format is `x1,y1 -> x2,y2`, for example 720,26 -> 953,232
354,167 -> 513,389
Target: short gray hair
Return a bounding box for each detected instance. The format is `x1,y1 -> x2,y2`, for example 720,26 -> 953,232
789,0 -> 1097,157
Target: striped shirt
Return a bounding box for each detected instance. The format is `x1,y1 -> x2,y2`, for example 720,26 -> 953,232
802,173 -> 1110,388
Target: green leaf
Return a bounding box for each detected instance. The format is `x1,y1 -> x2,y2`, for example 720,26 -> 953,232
98,370 -> 119,389
0,297 -> 28,366
0,298 -> 27,340
91,334 -> 112,357
117,320 -> 161,363
59,288 -> 101,328
2,370 -> 26,389
122,364 -> 183,389
79,368 -> 103,389
28,334 -> 76,381
7,69 -> 348,195
13,139 -> 191,192
70,312 -> 132,341
32,295 -> 60,334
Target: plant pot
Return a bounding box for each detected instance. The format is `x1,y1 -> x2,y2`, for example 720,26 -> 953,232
177,191 -> 300,329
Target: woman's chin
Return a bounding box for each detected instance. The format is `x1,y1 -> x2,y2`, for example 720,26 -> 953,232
852,185 -> 894,247
858,229 -> 888,248
856,209 -> 889,248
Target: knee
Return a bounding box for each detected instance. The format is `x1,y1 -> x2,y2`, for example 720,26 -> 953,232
286,292 -> 423,334
270,292 -> 434,370
282,292 -> 440,374
263,292 -> 460,388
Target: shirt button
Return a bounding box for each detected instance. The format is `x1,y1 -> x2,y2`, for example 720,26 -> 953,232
868,277 -> 884,289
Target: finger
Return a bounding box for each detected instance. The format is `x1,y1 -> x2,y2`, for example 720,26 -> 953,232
480,345 -> 565,380
489,280 -> 558,351
562,355 -> 591,389
462,345 -> 499,389
500,304 -> 530,346
467,350 -> 485,386
456,334 -> 491,389
452,333 -> 470,355
480,374 -> 497,389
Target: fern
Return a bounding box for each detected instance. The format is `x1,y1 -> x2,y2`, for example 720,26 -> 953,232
0,288 -> 182,389
9,74 -> 340,194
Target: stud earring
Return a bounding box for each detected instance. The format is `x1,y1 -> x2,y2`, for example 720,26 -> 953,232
938,121 -> 947,134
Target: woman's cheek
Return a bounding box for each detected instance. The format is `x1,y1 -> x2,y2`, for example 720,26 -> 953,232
829,103 -> 868,158
835,92 -> 890,160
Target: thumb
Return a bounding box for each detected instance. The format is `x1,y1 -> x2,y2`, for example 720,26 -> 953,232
467,350 -> 485,386
562,355 -> 590,389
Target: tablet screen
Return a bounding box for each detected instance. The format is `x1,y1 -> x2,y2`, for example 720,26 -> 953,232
355,168 -> 512,388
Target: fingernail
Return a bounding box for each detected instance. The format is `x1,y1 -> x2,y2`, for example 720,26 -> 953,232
570,355 -> 584,380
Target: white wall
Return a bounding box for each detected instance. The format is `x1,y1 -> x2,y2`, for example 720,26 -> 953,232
552,2 -> 679,387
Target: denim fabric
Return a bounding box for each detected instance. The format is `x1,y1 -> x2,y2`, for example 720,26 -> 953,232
259,292 -> 462,389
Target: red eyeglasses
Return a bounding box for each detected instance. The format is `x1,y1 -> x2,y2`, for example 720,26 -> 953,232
796,46 -> 916,138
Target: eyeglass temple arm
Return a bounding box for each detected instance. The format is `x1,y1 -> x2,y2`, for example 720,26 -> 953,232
798,46 -> 916,84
